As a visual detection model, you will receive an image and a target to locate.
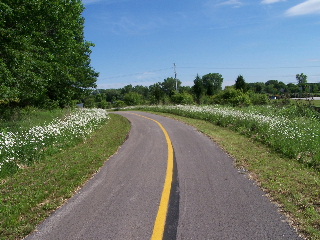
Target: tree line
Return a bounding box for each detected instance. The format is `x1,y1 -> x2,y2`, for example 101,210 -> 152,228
0,0 -> 98,111
85,72 -> 320,108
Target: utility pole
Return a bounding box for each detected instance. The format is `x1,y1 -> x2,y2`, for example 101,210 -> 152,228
174,63 -> 177,91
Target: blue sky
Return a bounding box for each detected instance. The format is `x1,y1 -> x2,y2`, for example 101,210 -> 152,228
82,0 -> 320,89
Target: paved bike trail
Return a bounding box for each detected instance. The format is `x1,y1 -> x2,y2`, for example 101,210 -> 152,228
25,111 -> 302,240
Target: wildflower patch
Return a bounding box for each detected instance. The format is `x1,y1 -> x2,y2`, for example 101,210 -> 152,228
136,105 -> 320,170
0,108 -> 109,177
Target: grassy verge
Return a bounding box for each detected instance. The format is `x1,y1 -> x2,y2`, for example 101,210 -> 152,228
294,99 -> 320,107
0,107 -> 70,131
150,111 -> 320,240
0,114 -> 130,240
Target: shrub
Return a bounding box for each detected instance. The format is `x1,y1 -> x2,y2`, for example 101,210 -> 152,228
171,92 -> 194,105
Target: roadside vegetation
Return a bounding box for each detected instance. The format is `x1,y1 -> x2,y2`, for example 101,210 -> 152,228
0,108 -> 109,178
135,104 -> 320,171
0,113 -> 130,240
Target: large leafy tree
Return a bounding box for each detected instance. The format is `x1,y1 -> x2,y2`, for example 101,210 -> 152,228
0,0 -> 98,108
161,77 -> 181,97
202,73 -> 223,96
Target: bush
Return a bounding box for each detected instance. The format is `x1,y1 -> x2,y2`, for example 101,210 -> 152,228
171,92 -> 194,104
211,88 -> 251,106
248,92 -> 270,105
124,92 -> 144,106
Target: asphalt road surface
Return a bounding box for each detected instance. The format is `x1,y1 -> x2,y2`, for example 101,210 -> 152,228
25,111 -> 302,240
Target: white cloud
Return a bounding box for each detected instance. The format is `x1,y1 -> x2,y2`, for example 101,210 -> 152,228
261,0 -> 286,4
217,0 -> 243,8
285,0 -> 320,16
205,0 -> 243,9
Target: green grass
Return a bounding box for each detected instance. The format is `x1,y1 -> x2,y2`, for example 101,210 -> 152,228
150,111 -> 320,240
311,100 -> 320,107
0,113 -> 130,240
292,99 -> 320,107
0,107 -> 70,132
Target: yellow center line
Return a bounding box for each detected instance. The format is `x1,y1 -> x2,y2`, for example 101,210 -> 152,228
130,113 -> 174,240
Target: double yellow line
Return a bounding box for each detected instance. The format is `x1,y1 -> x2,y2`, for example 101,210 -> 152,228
131,113 -> 174,240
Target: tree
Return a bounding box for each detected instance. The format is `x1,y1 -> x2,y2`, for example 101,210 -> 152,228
121,85 -> 133,95
124,92 -> 144,106
296,73 -> 308,92
247,82 -> 265,93
149,83 -> 163,104
265,80 -> 287,95
235,75 -> 247,91
286,83 -> 299,94
133,85 -> 149,99
202,73 -> 223,96
161,77 -> 181,97
192,74 -> 205,104
0,0 -> 98,108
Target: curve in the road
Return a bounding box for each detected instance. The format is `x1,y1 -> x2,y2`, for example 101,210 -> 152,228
130,113 -> 174,240
24,111 -> 302,240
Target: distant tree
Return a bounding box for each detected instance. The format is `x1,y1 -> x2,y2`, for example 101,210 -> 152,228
247,82 -> 265,93
149,82 -> 163,104
192,74 -> 205,104
161,77 -> 181,97
124,92 -> 144,106
202,73 -> 223,96
179,86 -> 192,94
235,75 -> 247,91
265,80 -> 287,95
133,85 -> 149,98
296,73 -> 308,85
296,73 -> 308,92
104,89 -> 122,102
121,85 -> 133,95
286,83 -> 299,94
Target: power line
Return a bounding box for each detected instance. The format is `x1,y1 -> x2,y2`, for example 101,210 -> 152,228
101,67 -> 172,80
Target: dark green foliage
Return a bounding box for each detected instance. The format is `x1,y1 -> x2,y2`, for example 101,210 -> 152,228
0,0 -> 98,109
247,82 -> 265,93
296,73 -> 308,85
84,73 -> 319,108
124,92 -> 144,106
149,82 -> 164,104
248,92 -> 270,105
211,88 -> 251,106
202,73 -> 223,96
192,74 -> 205,104
235,75 -> 247,91
161,77 -> 181,97
211,88 -> 269,106
171,92 -> 194,105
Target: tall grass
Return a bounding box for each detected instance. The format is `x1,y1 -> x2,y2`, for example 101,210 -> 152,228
135,105 -> 320,170
0,107 -> 69,131
0,108 -> 109,178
